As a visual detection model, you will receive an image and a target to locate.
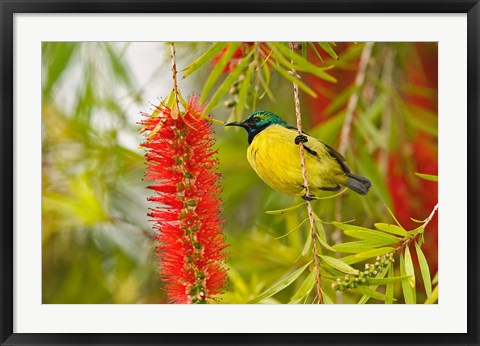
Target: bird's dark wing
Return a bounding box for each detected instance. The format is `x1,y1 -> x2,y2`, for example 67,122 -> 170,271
321,142 -> 351,173
286,125 -> 351,173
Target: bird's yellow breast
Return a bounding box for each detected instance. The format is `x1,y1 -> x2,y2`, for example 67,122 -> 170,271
246,125 -> 346,196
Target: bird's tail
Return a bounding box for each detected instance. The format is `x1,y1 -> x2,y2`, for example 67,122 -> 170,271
345,173 -> 371,195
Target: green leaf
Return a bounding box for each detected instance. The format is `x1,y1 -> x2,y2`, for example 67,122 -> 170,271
258,60 -> 275,100
404,246 -> 416,292
266,202 -> 304,215
415,242 -> 432,299
314,217 -> 335,252
351,286 -> 392,302
405,106 -> 438,136
331,221 -> 372,232
105,43 -> 134,89
43,42 -> 78,97
385,265 -> 394,304
343,229 -> 402,243
235,62 -> 255,118
275,217 -> 308,240
290,270 -> 316,302
301,230 -> 312,258
333,240 -> 395,253
366,276 -> 411,285
323,85 -> 357,116
319,255 -> 358,275
308,42 -> 324,63
316,234 -> 336,252
248,262 -> 311,304
432,271 -> 438,285
356,143 -> 392,206
357,266 -> 389,304
318,42 -> 339,60
355,114 -> 386,151
424,285 -> 438,304
341,247 -> 395,265
414,173 -> 438,182
400,251 -> 415,304
269,42 -> 337,83
182,42 -> 228,78
269,62 -> 317,98
321,289 -> 334,304
374,223 -> 409,237
201,42 -> 242,100
204,50 -> 254,114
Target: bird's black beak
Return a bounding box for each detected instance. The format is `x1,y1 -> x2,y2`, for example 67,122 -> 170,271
225,121 -> 247,128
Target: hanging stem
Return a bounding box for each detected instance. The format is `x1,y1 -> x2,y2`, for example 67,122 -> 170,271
338,42 -> 374,155
170,43 -> 180,119
333,42 -> 375,246
289,42 -> 322,304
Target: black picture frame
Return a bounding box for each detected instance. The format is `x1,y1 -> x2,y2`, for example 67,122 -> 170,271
1,1 -> 479,345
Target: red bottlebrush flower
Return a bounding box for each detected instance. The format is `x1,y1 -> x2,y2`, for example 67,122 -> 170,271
140,95 -> 228,304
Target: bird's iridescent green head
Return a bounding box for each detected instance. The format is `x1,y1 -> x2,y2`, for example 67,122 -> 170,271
226,111 -> 288,144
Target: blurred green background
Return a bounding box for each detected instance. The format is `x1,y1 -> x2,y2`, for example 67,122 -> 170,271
42,42 -> 438,303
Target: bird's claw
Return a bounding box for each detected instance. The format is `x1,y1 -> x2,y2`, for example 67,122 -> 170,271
295,134 -> 308,145
302,194 -> 316,201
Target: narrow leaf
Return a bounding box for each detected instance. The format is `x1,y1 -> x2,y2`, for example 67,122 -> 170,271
343,229 -> 402,243
321,289 -> 334,304
331,221 -> 372,232
270,62 -> 317,97
266,202 -> 304,215
182,42 -> 228,78
424,285 -> 438,304
404,246 -> 416,292
290,270 -> 316,302
415,242 -> 432,299
301,230 -> 312,257
235,62 -> 254,118
414,172 -> 438,182
43,42 -> 78,96
248,262 -> 311,304
319,255 -> 358,275
385,265 -> 394,304
366,276 -> 411,285
204,50 -> 254,114
333,240 -> 391,253
269,42 -> 337,82
318,42 -> 339,60
314,217 -> 335,252
358,266 -> 389,304
105,43 -> 134,88
317,234 -> 336,252
201,42 -> 241,100
341,247 -> 395,265
374,223 -> 409,237
308,42 -> 324,62
400,252 -> 415,304
351,286 -> 391,302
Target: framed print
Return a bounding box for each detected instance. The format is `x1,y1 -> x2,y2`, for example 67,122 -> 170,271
1,1 -> 479,345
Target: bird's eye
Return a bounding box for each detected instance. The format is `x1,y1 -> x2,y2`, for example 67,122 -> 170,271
253,117 -> 261,123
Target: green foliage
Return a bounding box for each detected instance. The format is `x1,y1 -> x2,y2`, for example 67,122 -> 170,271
249,262 -> 311,304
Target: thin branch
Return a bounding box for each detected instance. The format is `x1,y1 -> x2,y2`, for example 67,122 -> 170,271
289,42 -> 322,304
333,42 -> 375,246
395,202 -> 439,253
170,43 -> 180,119
378,46 -> 395,175
338,42 -> 374,155
422,203 -> 439,229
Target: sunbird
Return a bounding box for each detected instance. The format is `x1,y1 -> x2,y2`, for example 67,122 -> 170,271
226,111 -> 371,200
